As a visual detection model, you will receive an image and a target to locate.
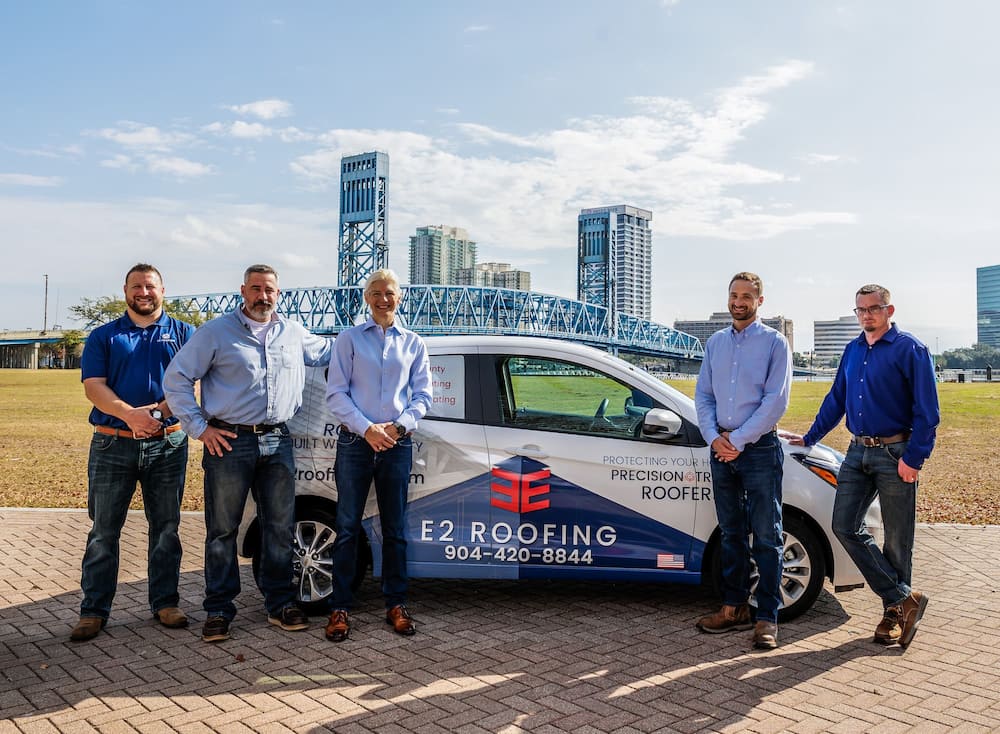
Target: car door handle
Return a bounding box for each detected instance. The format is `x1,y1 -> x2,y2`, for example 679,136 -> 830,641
503,445 -> 549,459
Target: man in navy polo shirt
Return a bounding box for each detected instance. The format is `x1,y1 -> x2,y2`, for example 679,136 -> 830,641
70,263 -> 195,642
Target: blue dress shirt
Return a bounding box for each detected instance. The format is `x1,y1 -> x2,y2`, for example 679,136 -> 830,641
802,324 -> 939,469
325,318 -> 432,436
695,319 -> 792,452
81,312 -> 194,430
163,309 -> 332,439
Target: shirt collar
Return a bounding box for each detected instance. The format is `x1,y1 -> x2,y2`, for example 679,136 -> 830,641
236,308 -> 280,329
118,310 -> 170,330
854,322 -> 898,346
727,318 -> 763,338
362,316 -> 401,335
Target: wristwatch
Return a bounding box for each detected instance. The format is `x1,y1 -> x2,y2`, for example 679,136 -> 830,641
150,408 -> 165,423
391,422 -> 406,438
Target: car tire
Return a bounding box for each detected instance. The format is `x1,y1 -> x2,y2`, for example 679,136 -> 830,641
708,512 -> 826,623
250,505 -> 370,615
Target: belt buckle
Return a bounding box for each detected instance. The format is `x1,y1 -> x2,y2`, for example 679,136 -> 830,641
862,436 -> 880,448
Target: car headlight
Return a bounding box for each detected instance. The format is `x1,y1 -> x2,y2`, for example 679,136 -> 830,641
790,450 -> 841,488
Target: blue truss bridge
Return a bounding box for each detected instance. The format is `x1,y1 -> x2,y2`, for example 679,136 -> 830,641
173,284 -> 703,360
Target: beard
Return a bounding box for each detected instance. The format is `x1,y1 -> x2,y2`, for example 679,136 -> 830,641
246,300 -> 275,320
729,304 -> 757,322
127,295 -> 161,315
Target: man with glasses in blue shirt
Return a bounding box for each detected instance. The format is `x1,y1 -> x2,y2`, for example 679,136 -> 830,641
323,268 -> 432,642
164,264 -> 332,643
695,272 -> 792,650
788,284 -> 939,648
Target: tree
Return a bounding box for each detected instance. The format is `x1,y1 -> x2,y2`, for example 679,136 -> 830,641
792,352 -> 809,368
70,296 -> 210,328
940,343 -> 1000,369
57,330 -> 86,368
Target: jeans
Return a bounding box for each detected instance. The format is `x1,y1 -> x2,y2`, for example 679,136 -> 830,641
832,440 -> 915,608
80,430 -> 188,619
710,431 -> 784,623
202,426 -> 296,620
329,430 -> 413,611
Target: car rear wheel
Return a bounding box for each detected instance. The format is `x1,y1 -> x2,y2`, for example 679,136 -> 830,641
251,506 -> 370,615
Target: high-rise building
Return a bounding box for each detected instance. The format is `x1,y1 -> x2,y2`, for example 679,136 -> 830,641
977,264 -> 1000,348
674,313 -> 794,352
454,262 -> 531,291
577,205 -> 652,319
408,225 -> 477,285
814,315 -> 860,363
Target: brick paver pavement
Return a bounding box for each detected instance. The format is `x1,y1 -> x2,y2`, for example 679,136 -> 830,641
1,509 -> 998,733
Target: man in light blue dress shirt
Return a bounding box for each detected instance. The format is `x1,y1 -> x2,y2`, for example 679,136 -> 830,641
323,268 -> 432,642
163,264 -> 332,643
694,272 -> 792,650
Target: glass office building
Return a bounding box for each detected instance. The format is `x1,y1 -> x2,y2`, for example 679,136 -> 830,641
978,264 -> 1000,348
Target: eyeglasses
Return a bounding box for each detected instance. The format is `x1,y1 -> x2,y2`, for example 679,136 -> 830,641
853,305 -> 888,316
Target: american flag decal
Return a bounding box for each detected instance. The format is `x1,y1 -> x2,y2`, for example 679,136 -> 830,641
656,554 -> 685,569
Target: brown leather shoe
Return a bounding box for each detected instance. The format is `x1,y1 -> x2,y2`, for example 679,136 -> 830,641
898,591 -> 929,647
874,605 -> 903,645
752,621 -> 778,650
154,607 -> 189,629
70,616 -> 106,642
325,610 -> 350,642
386,605 -> 416,636
696,604 -> 753,634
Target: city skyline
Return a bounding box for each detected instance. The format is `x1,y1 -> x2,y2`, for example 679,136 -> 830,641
2,1 -> 998,351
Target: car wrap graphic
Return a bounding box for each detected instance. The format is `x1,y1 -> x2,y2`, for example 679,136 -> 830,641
364,455 -> 707,582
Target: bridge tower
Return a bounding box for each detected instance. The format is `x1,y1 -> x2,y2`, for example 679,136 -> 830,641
338,151 -> 389,288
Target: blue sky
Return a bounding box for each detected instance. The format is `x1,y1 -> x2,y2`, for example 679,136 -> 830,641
1,0 -> 997,351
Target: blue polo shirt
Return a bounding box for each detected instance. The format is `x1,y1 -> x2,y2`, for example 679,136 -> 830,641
81,312 -> 195,430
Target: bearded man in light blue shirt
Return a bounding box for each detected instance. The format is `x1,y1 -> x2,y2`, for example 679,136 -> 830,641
163,264 -> 331,643
323,268 -> 432,643
694,272 -> 792,650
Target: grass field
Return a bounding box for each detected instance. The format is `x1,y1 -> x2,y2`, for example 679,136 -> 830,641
1,369 -> 997,523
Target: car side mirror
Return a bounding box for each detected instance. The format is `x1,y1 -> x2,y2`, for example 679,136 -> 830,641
641,408 -> 683,440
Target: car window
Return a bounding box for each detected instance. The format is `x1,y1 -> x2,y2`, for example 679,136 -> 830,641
426,354 -> 466,420
500,356 -> 654,439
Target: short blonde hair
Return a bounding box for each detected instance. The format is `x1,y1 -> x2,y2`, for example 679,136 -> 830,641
857,284 -> 890,304
364,268 -> 400,294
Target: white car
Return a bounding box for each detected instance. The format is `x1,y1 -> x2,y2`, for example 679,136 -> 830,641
238,335 -> 878,621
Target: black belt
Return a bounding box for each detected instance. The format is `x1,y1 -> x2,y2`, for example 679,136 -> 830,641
209,418 -> 286,434
852,431 -> 910,448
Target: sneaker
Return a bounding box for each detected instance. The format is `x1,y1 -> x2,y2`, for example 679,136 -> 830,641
386,604 -> 416,636
268,605 -> 309,632
874,605 -> 903,645
70,616 -> 106,642
752,621 -> 778,650
154,607 -> 189,629
202,615 -> 231,643
696,604 -> 753,634
325,610 -> 350,642
898,591 -> 929,647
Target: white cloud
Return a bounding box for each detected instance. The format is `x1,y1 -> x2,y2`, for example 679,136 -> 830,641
170,215 -> 240,249
0,173 -> 64,187
226,99 -> 293,120
146,156 -> 214,178
90,121 -> 194,151
463,25 -> 490,33
99,154 -> 139,172
231,121 -> 273,139
437,107 -> 461,116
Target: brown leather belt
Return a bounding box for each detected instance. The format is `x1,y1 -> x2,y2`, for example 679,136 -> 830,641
852,431 -> 911,448
94,424 -> 183,440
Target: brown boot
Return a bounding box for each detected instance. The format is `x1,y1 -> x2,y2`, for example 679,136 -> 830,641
874,605 -> 903,645
70,616 -> 106,642
696,604 -> 753,633
752,621 -> 778,650
154,607 -> 189,629
325,610 -> 350,642
898,591 -> 929,647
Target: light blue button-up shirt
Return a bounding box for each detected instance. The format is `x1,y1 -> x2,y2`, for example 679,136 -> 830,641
163,309 -> 332,439
694,319 -> 792,452
325,318 -> 432,436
